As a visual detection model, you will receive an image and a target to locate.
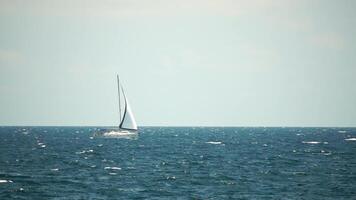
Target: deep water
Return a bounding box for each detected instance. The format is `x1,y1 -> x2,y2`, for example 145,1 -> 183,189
0,127 -> 356,199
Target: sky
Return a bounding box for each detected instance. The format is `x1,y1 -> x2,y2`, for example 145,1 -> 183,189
0,0 -> 356,127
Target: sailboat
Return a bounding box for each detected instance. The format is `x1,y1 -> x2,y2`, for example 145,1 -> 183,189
98,75 -> 138,137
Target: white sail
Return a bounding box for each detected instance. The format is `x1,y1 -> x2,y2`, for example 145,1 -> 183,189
94,75 -> 138,138
119,87 -> 138,131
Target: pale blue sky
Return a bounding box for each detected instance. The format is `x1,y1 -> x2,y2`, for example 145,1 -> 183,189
0,0 -> 356,126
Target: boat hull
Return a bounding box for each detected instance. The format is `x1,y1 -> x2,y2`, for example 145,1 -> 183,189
94,129 -> 138,139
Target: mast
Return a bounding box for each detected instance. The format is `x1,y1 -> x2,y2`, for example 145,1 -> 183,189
117,75 -> 121,124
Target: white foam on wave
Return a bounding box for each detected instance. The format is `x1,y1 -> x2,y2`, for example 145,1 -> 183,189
51,168 -> 59,171
104,166 -> 121,170
338,130 -> 347,133
0,180 -> 12,183
166,176 -> 176,180
76,150 -> 86,154
302,141 -> 321,144
206,141 -> 223,145
37,141 -> 46,148
345,138 -> 356,141
76,149 -> 94,154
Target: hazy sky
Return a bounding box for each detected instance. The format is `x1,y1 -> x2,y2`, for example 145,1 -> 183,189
1,0 -> 356,126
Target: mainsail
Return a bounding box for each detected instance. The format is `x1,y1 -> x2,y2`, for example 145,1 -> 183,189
117,76 -> 137,131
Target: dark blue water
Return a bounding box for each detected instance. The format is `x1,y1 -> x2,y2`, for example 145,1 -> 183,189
1,127 -> 356,199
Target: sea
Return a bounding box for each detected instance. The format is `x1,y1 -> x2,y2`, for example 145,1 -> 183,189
0,127 -> 355,199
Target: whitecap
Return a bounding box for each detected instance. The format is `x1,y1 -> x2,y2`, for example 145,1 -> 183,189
76,150 -> 86,154
166,176 -> 176,180
104,166 -> 121,170
345,138 -> 356,141
302,141 -> 321,144
206,141 -> 222,145
111,167 -> 121,170
338,130 -> 347,133
76,149 -> 93,154
40,145 -> 46,148
51,168 -> 59,171
0,180 -> 12,183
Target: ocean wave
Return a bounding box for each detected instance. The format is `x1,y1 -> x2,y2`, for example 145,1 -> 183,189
76,149 -> 94,154
104,167 -> 121,170
206,141 -> 223,145
345,138 -> 356,141
302,141 -> 321,144
0,179 -> 13,183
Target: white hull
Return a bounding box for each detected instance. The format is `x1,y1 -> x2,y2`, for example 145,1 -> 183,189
104,130 -> 137,136
94,129 -> 138,139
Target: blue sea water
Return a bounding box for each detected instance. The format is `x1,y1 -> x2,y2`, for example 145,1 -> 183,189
0,127 -> 356,199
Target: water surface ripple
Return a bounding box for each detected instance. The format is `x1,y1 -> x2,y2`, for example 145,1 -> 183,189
0,127 -> 355,199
